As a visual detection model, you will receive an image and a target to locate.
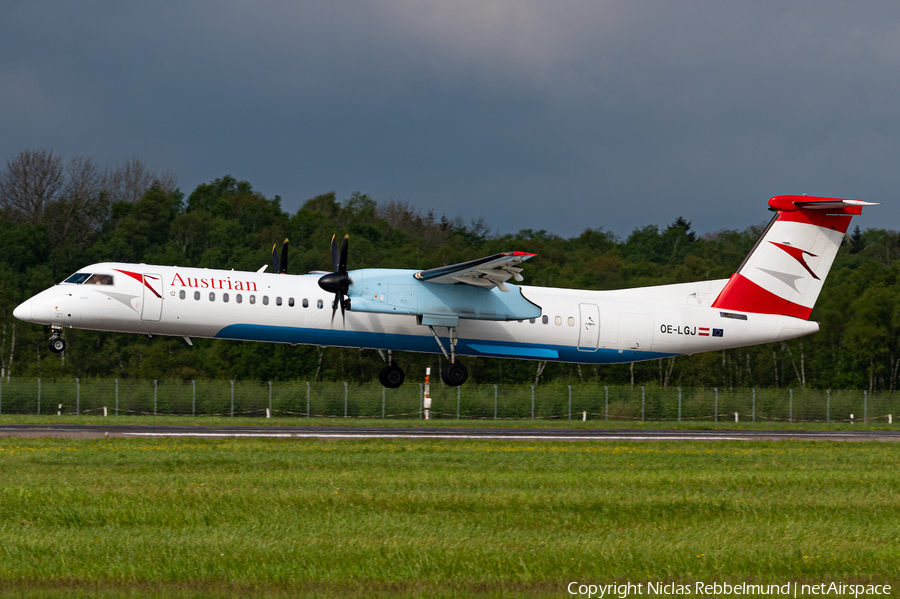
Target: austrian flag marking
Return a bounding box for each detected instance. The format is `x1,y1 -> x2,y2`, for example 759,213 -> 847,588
698,328 -> 710,336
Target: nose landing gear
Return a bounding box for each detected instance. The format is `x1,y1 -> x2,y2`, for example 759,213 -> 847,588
48,328 -> 66,353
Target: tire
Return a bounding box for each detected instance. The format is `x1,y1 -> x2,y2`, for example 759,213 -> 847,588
49,338 -> 66,353
379,364 -> 405,388
441,362 -> 468,387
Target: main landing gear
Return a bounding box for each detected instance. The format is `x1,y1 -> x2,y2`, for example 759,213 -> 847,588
441,362 -> 468,386
376,324 -> 469,388
48,327 -> 66,353
377,350 -> 405,388
429,325 -> 468,387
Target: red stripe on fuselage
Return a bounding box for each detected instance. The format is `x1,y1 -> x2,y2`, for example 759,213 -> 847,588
711,273 -> 811,319
113,269 -> 162,299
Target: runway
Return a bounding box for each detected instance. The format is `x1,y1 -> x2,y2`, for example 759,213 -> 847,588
0,423 -> 899,442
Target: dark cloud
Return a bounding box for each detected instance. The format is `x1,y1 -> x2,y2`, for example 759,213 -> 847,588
1,1 -> 898,238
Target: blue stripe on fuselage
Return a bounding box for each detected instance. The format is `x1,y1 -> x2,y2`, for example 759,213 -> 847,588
214,324 -> 676,364
466,344 -> 559,358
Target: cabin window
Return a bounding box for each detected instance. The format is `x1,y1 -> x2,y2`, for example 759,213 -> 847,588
276,297 -> 282,306
555,316 -> 562,326
249,295 -> 256,304
84,274 -> 114,285
542,315 -> 548,324
263,296 -> 269,305
302,298 -> 309,308
529,318 -> 535,324
317,299 -> 324,309
236,294 -> 242,304
194,291 -> 200,300
209,292 -> 215,301
288,297 -> 295,307
568,317 -> 575,327
179,290 -> 185,300
63,273 -> 92,284
223,293 -> 229,303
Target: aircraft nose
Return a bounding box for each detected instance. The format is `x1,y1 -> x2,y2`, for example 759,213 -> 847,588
13,299 -> 33,322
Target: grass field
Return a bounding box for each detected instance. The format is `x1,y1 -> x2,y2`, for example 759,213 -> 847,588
1,413 -> 898,430
0,437 -> 898,598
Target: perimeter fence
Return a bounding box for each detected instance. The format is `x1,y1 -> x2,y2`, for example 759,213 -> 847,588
0,377 -> 897,423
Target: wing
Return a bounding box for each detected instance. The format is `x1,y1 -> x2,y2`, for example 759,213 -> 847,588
414,251 -> 536,292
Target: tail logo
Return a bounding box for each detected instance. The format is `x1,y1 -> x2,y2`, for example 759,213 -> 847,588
768,242 -> 820,280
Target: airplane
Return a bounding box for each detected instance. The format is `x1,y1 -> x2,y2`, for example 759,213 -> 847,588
12,195 -> 876,387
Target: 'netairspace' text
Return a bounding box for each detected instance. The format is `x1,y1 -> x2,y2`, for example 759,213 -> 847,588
567,582 -> 891,598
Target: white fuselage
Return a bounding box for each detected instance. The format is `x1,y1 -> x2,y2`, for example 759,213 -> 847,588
14,262 -> 818,364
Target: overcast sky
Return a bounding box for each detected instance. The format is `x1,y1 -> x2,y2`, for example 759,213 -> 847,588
1,1 -> 897,238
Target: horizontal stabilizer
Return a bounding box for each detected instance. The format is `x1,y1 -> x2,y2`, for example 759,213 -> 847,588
768,195 -> 879,215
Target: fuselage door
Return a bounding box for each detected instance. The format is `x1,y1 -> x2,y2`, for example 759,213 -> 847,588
617,312 -> 653,351
577,303 -> 601,351
141,273 -> 163,321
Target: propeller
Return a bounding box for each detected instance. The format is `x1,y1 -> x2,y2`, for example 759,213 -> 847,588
317,234 -> 351,326
271,238 -> 289,274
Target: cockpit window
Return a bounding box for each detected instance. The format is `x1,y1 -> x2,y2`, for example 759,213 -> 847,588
62,273 -> 114,285
63,273 -> 92,284
84,274 -> 114,285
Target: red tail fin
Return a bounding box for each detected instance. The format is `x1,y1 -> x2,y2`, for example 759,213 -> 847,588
711,195 -> 876,319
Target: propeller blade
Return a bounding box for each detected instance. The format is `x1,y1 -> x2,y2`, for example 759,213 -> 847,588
280,238 -> 289,274
271,243 -> 280,274
331,292 -> 340,324
331,234 -> 339,273
321,233 -> 351,328
338,235 -> 349,273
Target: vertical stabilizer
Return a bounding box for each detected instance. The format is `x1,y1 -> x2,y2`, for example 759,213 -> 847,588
711,195 -> 876,319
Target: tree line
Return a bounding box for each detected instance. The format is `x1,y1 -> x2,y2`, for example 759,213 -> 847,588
0,149 -> 897,391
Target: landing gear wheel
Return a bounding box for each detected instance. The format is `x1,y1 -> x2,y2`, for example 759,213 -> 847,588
441,362 -> 468,387
379,363 -> 405,388
48,337 -> 66,353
